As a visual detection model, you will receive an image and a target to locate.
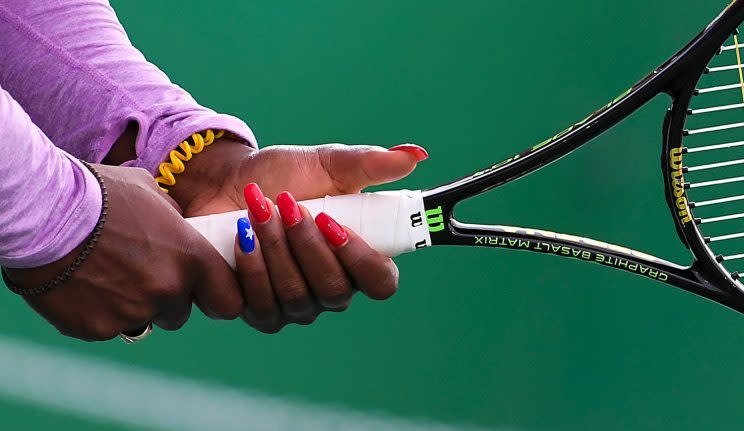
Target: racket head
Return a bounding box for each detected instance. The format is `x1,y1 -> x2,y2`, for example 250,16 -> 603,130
668,27 -> 744,298
421,1 -> 744,312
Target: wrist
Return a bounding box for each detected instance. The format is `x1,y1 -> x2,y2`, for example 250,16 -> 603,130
102,123 -> 138,166
168,137 -> 255,212
4,240 -> 83,291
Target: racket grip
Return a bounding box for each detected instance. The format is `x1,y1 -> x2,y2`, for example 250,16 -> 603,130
186,190 -> 431,270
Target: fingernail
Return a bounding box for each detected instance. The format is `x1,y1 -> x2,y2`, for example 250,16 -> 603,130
237,217 -> 256,254
388,143 -> 428,161
277,191 -> 302,227
315,212 -> 348,247
243,183 -> 271,223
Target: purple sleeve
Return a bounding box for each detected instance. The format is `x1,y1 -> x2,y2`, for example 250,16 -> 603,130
0,86 -> 102,269
0,0 -> 257,174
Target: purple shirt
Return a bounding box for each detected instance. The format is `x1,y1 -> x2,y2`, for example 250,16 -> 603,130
0,1 -> 256,268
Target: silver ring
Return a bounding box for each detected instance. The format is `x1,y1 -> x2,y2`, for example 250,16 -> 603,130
119,323 -> 153,344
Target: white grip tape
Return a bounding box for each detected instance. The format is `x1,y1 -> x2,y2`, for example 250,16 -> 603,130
186,189 -> 431,269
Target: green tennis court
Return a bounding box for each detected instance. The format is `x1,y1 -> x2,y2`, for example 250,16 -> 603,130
2,1 -> 744,430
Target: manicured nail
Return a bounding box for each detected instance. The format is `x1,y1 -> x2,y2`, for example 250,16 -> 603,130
315,212 -> 348,247
243,183 -> 271,223
388,143 -> 428,161
237,217 -> 255,254
276,191 -> 302,227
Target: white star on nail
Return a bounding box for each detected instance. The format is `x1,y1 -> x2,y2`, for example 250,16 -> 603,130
244,226 -> 254,241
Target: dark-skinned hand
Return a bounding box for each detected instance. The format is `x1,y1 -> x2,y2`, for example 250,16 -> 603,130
169,138 -> 429,333
4,164 -> 244,341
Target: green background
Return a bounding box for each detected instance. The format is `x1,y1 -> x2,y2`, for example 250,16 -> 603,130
3,1 -> 744,430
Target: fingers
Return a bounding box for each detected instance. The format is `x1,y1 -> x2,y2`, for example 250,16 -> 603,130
243,183 -> 316,325
186,224 -> 244,320
315,212 -> 399,300
234,220 -> 284,333
315,143 -> 428,193
234,184 -> 398,334
277,192 -> 352,311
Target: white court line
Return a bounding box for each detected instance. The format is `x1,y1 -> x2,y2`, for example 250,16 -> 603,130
0,335 -> 516,431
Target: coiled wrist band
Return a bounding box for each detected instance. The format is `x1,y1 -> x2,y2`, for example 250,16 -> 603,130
155,129 -> 225,192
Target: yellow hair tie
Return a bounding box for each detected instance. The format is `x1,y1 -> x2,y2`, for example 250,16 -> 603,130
155,129 -> 225,192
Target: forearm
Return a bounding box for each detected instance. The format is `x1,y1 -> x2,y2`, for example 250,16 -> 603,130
0,87 -> 101,269
0,0 -> 256,174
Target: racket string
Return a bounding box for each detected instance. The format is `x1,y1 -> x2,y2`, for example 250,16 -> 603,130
687,31 -> 744,136
684,30 -> 744,274
705,64 -> 744,73
685,175 -> 744,188
695,83 -> 744,95
690,193 -> 744,207
683,157 -> 744,172
683,140 -> 744,152
684,121 -> 744,135
719,40 -> 744,52
688,102 -> 744,115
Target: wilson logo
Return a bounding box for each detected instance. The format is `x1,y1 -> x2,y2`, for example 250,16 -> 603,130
426,206 -> 445,232
669,147 -> 692,225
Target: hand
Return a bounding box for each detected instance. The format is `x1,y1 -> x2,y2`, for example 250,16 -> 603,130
170,139 -> 428,333
170,139 -> 428,217
5,164 -> 244,341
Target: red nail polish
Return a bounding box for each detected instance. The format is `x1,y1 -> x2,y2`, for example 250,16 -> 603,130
243,183 -> 271,223
277,191 -> 302,227
388,143 -> 429,162
315,212 -> 348,247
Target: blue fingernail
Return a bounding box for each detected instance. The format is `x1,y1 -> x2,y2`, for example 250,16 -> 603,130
237,217 -> 255,254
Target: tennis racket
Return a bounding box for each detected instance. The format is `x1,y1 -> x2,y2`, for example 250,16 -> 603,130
188,1 -> 744,314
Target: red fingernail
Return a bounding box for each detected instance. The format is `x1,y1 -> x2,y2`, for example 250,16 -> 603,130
388,143 -> 428,161
315,212 -> 348,247
243,183 -> 271,223
277,191 -> 302,227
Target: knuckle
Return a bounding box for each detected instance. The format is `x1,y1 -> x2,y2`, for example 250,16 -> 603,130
155,313 -> 189,331
57,326 -> 86,341
157,320 -> 186,331
325,300 -> 350,313
289,313 -> 318,326
381,264 -> 400,297
244,305 -> 279,324
171,318 -> 188,330
89,321 -> 120,341
242,314 -> 284,334
121,302 -> 155,324
152,282 -> 187,300
317,274 -> 351,307
199,304 -> 219,320
278,281 -> 311,311
345,250 -> 399,300
370,261 -> 399,300
220,301 -> 243,321
256,324 -> 284,334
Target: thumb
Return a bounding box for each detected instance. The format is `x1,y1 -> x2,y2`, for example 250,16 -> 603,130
317,143 -> 428,193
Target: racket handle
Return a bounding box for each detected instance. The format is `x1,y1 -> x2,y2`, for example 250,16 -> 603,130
186,190 -> 431,269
